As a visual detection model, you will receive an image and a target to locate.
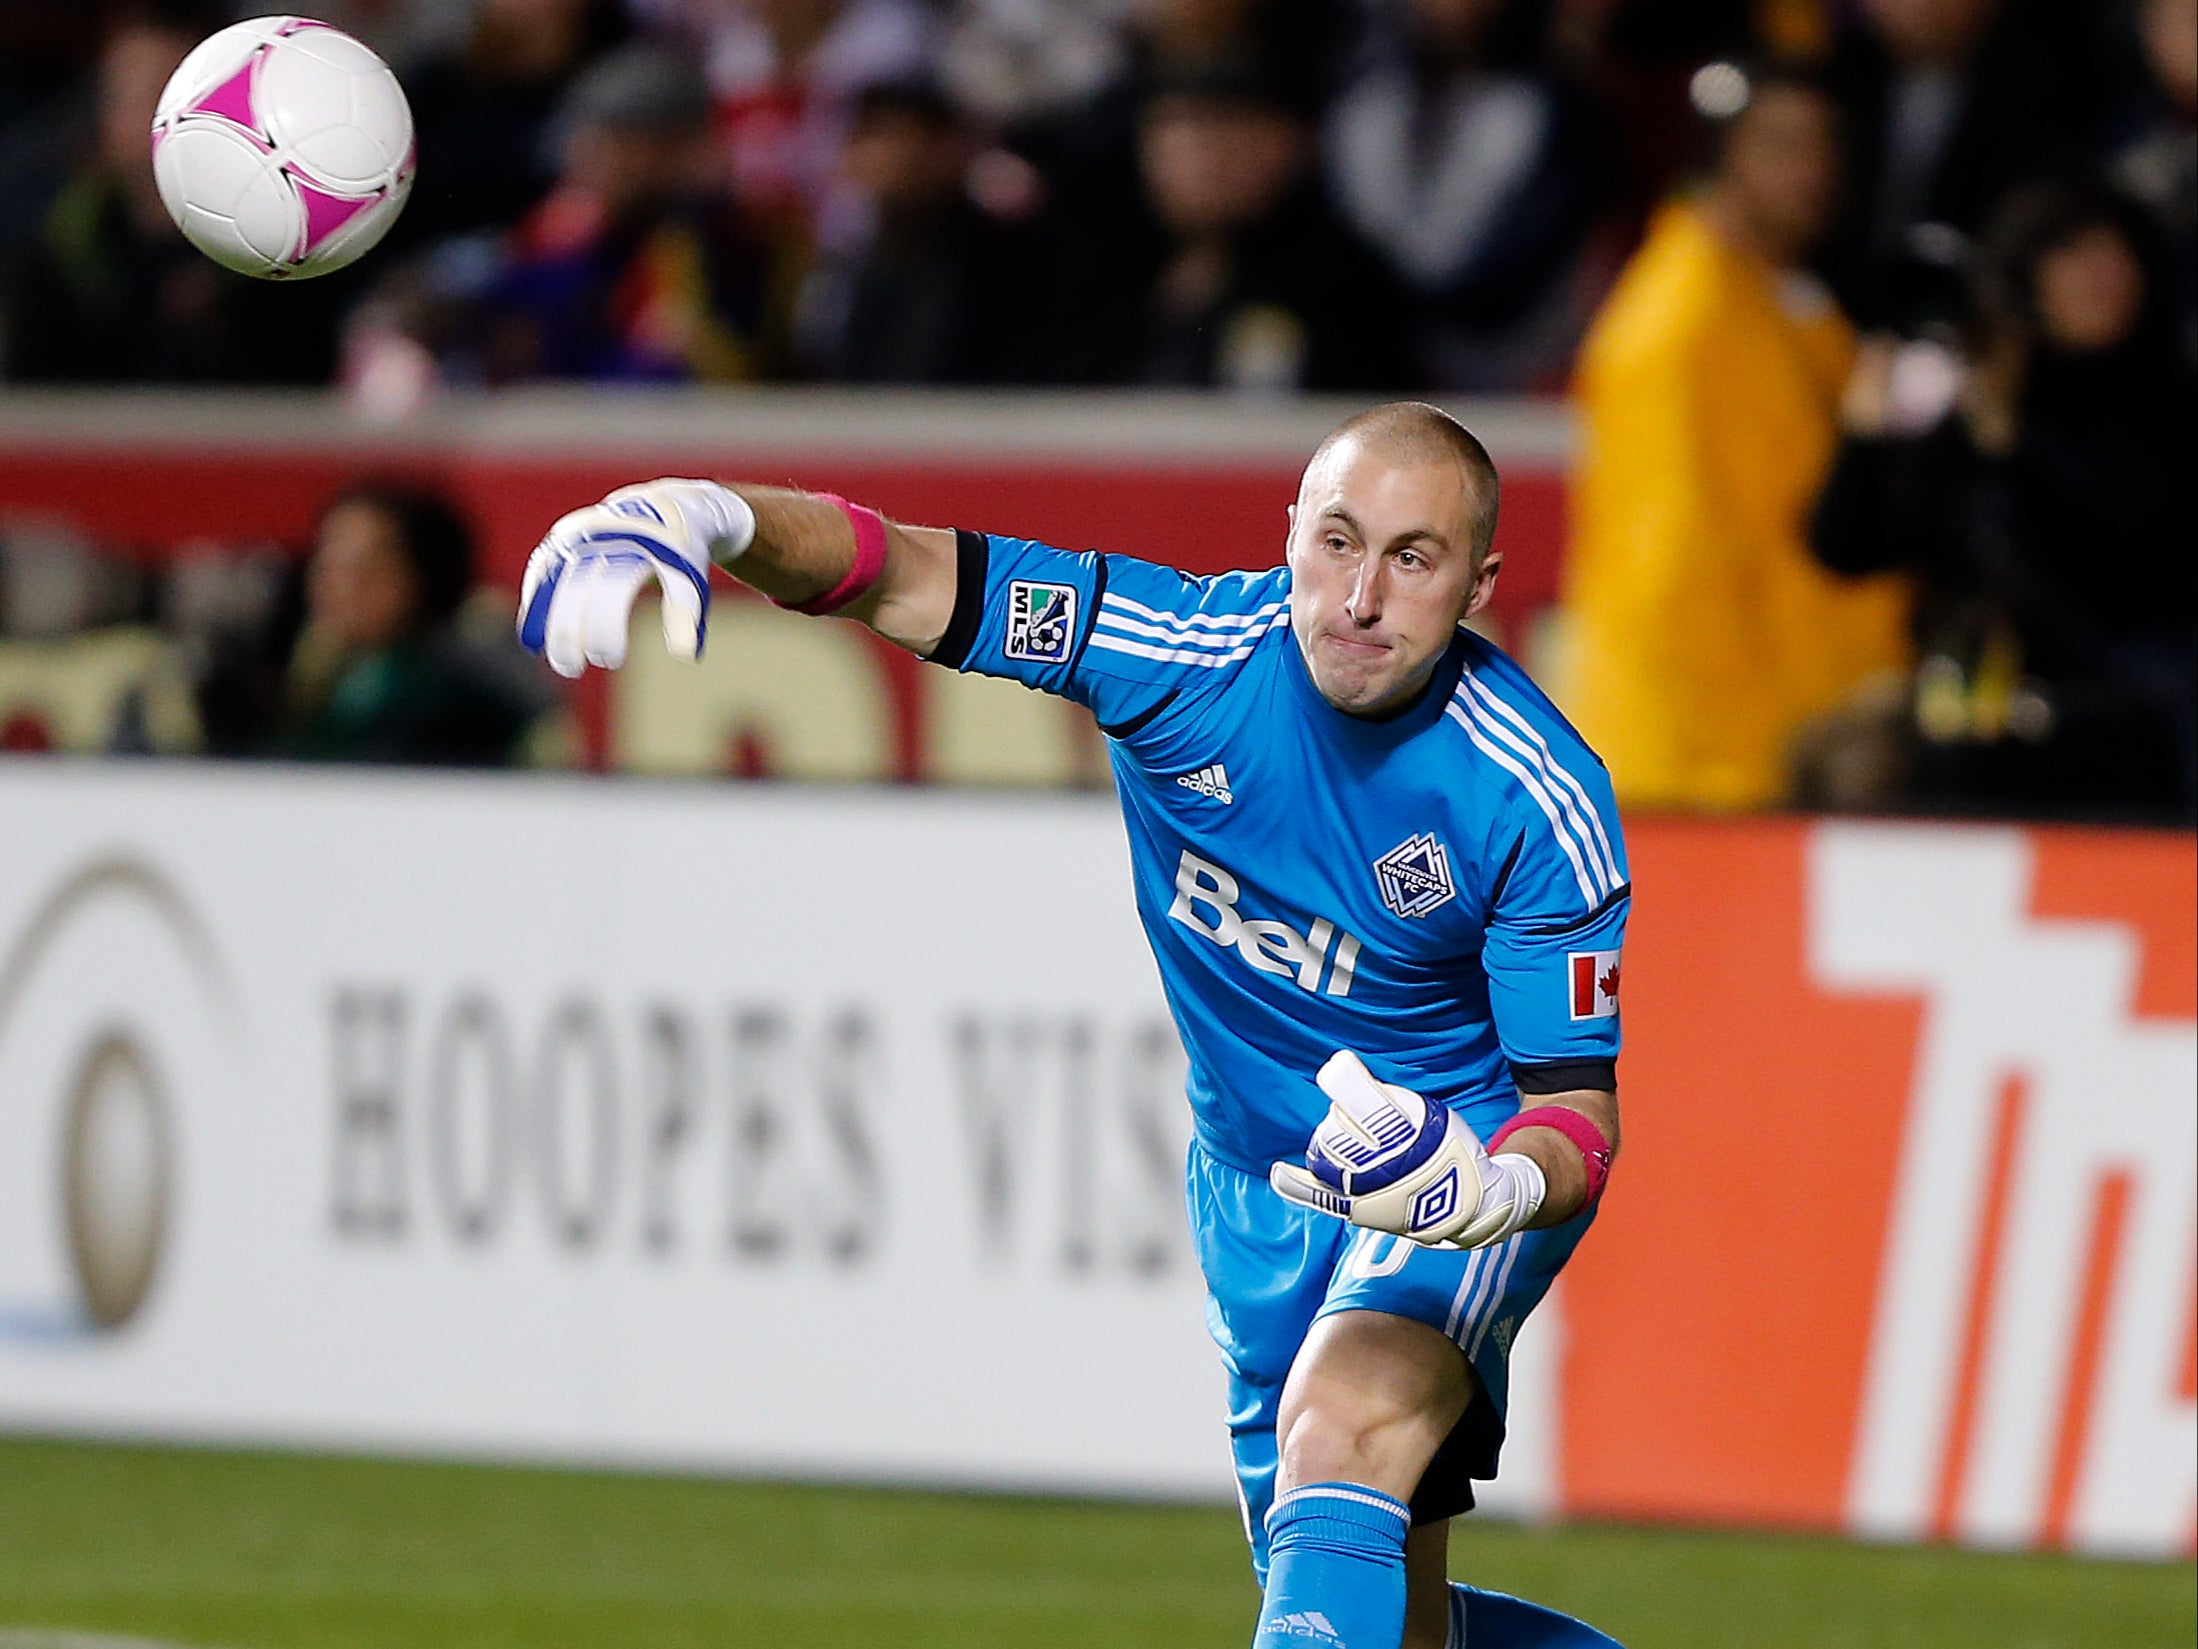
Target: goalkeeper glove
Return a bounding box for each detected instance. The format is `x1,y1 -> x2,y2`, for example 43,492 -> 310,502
1268,1050 -> 1545,1249
517,478 -> 755,677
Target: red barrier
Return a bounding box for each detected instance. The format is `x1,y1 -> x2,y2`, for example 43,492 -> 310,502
1565,819 -> 2197,1553
0,391 -> 1570,773
0,390 -> 1568,601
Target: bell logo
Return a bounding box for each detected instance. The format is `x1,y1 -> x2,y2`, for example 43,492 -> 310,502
1168,850 -> 1361,997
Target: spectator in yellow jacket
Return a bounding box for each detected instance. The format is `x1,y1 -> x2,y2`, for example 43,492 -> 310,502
1557,61 -> 1908,811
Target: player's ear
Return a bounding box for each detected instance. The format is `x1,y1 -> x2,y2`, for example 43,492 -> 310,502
1282,503 -> 1300,564
1464,549 -> 1503,620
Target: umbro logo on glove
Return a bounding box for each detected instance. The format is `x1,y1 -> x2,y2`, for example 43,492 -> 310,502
1268,1050 -> 1546,1250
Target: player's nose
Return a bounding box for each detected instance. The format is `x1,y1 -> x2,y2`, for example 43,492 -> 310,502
1345,562 -> 1384,626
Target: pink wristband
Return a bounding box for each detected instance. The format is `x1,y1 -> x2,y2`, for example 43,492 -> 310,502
1489,1105 -> 1614,1210
774,493 -> 888,615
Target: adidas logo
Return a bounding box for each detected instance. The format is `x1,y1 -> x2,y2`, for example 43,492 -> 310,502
1261,1611 -> 1346,1645
1175,763 -> 1234,804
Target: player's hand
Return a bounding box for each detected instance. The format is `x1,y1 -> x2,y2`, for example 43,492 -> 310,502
516,478 -> 755,678
1268,1050 -> 1545,1249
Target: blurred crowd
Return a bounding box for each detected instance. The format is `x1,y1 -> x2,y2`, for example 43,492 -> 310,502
1557,38 -> 2197,823
0,0 -> 2186,396
0,480 -> 569,767
0,0 -> 2191,820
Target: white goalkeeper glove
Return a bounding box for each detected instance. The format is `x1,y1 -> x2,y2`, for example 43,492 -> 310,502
516,478 -> 756,678
1268,1050 -> 1545,1250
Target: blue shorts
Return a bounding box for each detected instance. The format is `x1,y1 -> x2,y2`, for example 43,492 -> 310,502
1186,1141 -> 1590,1579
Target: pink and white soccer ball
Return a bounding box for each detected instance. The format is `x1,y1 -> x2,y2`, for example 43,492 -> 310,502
150,16 -> 414,280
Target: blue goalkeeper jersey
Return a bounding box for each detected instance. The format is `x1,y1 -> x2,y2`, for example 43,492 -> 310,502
930,531 -> 1630,1174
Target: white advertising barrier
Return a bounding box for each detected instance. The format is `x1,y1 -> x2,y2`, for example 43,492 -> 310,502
0,761 -> 1561,1511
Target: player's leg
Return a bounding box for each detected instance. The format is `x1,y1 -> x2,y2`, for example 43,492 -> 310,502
1183,1140 -> 1343,1591
1423,1518 -> 1629,1648
1283,1354 -> 1626,1649
1199,1172 -> 1623,1646
1312,1222 -> 1628,1648
1405,1522 -> 1451,1648
1278,1310 -> 1471,1495
1444,1584 -> 1628,1647
1254,1307 -> 1468,1647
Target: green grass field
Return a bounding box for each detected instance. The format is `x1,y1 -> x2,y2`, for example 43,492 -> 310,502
1,1436 -> 2189,1649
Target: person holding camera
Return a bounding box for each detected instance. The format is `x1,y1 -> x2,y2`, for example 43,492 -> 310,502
1811,178 -> 2197,820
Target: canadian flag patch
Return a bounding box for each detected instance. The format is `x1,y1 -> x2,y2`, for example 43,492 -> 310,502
1569,949 -> 1622,1020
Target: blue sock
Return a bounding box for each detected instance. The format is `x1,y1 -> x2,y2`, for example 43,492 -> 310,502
1447,1582 -> 1626,1647
1254,1483 -> 1411,1647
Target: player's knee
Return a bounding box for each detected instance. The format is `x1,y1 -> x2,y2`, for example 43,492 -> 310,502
1275,1387 -> 1445,1499
1274,1313 -> 1472,1497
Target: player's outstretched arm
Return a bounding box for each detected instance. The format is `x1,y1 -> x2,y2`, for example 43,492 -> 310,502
701,484 -> 959,655
1268,1052 -> 1619,1248
516,477 -> 958,676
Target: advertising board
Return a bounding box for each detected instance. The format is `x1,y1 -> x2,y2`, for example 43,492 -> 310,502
0,764 -> 2187,1554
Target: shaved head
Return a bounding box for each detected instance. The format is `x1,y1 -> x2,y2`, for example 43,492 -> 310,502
1285,401 -> 1506,716
1303,402 -> 1501,562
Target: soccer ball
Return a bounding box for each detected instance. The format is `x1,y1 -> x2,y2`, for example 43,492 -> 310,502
150,16 -> 414,280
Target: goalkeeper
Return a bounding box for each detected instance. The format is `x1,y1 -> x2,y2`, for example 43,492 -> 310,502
518,402 -> 1626,1649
